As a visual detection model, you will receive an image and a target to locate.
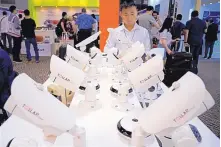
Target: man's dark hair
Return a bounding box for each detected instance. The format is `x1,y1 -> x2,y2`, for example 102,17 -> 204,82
120,1 -> 136,11
209,19 -> 214,23
2,11 -> 7,16
153,11 -> 159,15
191,10 -> 199,18
176,14 -> 182,20
146,6 -> 154,11
62,12 -> 67,17
82,8 -> 86,13
18,14 -> 22,19
9,5 -> 16,13
159,17 -> 173,33
24,9 -> 30,16
91,14 -> 96,19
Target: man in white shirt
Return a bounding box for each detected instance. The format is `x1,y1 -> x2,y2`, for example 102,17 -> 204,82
0,11 -> 12,54
105,1 -> 151,57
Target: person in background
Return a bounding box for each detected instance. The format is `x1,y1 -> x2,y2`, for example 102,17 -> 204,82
184,10 -> 207,74
21,9 -> 39,63
105,1 -> 151,57
159,17 -> 174,56
0,11 -> 12,54
204,19 -> 219,59
72,15 -> 78,46
138,6 -> 160,48
170,14 -> 186,51
66,16 -> 75,39
138,6 -> 160,32
75,8 -> 96,53
205,19 -> 209,28
8,5 -> 22,63
0,48 -> 16,110
152,11 -> 162,27
151,11 -> 162,47
91,14 -> 99,48
56,12 -> 68,38
18,14 -> 23,24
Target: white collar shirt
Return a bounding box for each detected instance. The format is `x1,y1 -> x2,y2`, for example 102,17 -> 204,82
0,16 -> 8,33
104,23 -> 151,56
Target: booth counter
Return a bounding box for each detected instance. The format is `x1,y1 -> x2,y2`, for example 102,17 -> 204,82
0,77 -> 220,147
21,29 -> 74,56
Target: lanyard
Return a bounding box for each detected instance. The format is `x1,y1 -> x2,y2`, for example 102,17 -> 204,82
123,29 -> 136,43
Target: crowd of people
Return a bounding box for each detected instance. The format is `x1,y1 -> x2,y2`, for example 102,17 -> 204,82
0,2 -> 219,124
0,5 -> 38,63
105,2 -> 219,74
55,8 -> 99,52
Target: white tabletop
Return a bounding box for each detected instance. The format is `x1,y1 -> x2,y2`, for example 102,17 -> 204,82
0,74 -> 220,147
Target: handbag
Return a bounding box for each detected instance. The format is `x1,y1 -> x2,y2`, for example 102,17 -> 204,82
7,16 -> 21,37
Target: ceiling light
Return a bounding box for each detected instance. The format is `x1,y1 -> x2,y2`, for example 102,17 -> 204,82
210,3 -> 212,4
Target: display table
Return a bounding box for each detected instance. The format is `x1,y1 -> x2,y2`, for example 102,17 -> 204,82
51,40 -> 74,55
20,29 -> 74,57
0,74 -> 220,147
21,42 -> 52,57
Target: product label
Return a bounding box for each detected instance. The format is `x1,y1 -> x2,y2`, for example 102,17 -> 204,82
129,57 -> 138,63
140,75 -> 152,84
22,104 -> 43,120
173,107 -> 195,122
58,73 -> 71,82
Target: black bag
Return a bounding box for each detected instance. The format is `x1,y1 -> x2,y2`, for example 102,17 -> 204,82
59,45 -> 67,60
163,41 -> 193,87
55,19 -> 63,37
58,33 -> 68,60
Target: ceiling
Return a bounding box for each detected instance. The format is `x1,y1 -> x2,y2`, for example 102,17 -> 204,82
202,0 -> 220,4
133,0 -> 219,6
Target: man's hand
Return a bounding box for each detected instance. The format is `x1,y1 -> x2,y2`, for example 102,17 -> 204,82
184,42 -> 190,47
167,50 -> 173,55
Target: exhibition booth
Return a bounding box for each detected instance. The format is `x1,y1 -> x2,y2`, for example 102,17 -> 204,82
0,0 -> 220,146
20,0 -> 99,56
0,32 -> 220,146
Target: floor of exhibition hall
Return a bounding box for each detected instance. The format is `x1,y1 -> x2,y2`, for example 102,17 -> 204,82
13,55 -> 220,138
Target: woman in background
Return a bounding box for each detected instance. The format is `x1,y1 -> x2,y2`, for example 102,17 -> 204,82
66,16 -> 75,39
91,14 -> 99,48
159,17 -> 174,55
55,12 -> 68,38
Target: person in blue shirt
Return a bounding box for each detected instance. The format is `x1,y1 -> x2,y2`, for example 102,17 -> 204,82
75,8 -> 96,53
0,49 -> 17,108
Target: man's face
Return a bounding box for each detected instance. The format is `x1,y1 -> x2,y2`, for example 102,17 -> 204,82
13,9 -> 17,14
120,6 -> 138,26
152,13 -> 158,20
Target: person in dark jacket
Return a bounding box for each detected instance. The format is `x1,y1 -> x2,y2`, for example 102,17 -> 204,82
171,14 -> 186,51
184,10 -> 207,74
0,49 -> 16,108
204,19 -> 219,59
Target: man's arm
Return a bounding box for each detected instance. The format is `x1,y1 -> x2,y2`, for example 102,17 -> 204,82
32,19 -> 36,30
149,16 -> 160,29
184,29 -> 189,43
61,21 -> 66,32
157,16 -> 162,27
143,29 -> 151,53
14,16 -> 21,29
104,30 -> 116,53
184,21 -> 191,43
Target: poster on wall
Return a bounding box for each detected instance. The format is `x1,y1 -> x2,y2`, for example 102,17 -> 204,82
36,7 -> 99,27
168,0 -> 175,17
0,6 -> 24,18
203,11 -> 220,26
203,11 -> 220,58
155,4 -> 160,13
